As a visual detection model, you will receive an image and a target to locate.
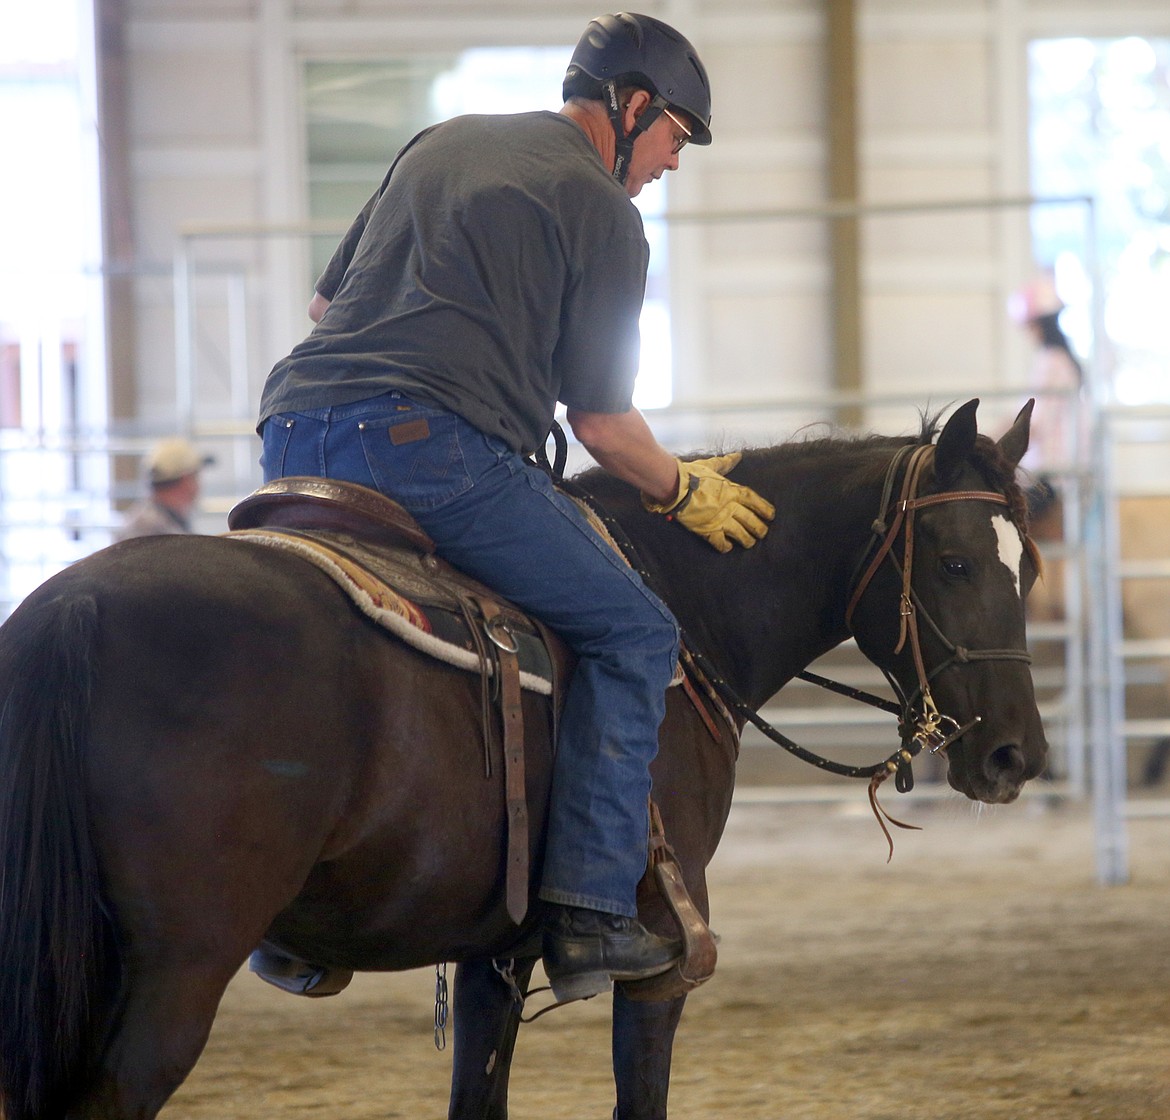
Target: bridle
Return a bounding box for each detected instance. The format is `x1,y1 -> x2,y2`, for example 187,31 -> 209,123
842,442 -> 1037,790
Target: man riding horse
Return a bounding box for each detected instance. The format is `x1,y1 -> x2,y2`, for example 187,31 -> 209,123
252,12 -> 774,1002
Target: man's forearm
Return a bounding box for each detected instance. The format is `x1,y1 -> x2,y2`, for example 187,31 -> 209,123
566,407 -> 680,504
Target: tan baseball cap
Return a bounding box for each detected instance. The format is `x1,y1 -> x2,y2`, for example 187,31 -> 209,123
146,438 -> 214,485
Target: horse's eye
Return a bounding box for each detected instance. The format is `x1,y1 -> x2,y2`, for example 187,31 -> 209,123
941,556 -> 970,579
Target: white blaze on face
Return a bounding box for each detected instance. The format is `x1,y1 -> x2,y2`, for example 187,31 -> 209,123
991,513 -> 1024,596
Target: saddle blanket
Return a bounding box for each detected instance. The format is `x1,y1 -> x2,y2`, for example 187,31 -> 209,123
227,527 -> 557,695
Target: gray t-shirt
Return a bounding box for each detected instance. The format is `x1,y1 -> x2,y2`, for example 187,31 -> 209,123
258,111 -> 650,454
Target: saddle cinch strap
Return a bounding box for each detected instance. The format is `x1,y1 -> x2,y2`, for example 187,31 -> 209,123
227,477 -> 722,991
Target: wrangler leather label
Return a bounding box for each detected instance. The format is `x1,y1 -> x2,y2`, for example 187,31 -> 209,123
388,418 -> 431,445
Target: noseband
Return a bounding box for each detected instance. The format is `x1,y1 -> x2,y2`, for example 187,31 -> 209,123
844,442 -> 1036,786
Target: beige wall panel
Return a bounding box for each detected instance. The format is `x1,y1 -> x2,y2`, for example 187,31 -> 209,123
865,291 -> 998,388
705,217 -> 826,266
863,40 -> 991,132
130,1 -> 255,15
291,0 -> 591,16
864,0 -> 991,16
131,174 -> 261,261
132,309 -> 180,419
126,275 -> 177,425
706,41 -> 823,136
694,164 -> 827,256
700,159 -> 823,211
865,164 -> 993,202
864,206 -> 998,257
130,50 -> 256,143
706,292 -> 830,402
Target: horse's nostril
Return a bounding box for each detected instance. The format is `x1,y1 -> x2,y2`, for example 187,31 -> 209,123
987,743 -> 1025,781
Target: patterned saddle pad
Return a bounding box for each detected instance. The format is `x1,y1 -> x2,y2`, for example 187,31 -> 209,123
227,478 -> 561,694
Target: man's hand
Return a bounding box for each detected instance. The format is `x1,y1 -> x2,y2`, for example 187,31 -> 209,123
642,453 -> 775,553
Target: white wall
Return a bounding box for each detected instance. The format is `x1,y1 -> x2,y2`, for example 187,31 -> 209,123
112,0 -> 1170,465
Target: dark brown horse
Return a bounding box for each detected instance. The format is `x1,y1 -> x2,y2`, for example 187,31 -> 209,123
0,399 -> 1046,1120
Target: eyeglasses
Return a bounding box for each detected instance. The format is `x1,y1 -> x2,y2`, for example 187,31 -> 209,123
662,107 -> 692,155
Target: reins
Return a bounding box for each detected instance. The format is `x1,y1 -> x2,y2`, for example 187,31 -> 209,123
552,433 -> 1036,858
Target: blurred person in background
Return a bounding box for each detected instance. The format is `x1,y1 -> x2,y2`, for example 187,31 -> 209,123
115,437 -> 212,541
1008,272 -> 1085,624
1008,271 -> 1085,524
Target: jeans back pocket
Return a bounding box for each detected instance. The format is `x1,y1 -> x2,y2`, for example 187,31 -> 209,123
358,403 -> 474,512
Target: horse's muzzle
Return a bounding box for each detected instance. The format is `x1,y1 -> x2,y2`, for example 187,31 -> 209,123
949,737 -> 1047,804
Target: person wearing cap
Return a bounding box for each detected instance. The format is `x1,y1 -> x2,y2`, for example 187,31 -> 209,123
254,12 -> 774,1002
115,438 -> 210,542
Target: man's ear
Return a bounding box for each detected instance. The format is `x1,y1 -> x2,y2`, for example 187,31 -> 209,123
623,88 -> 653,131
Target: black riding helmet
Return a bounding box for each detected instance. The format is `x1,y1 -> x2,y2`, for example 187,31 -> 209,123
563,12 -> 712,183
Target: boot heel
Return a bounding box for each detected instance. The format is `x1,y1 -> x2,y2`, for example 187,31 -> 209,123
549,969 -> 611,1004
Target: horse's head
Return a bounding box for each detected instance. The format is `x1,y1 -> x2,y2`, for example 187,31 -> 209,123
846,398 -> 1048,804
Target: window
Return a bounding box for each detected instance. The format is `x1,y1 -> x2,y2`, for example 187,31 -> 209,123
0,0 -> 109,610
1029,37 -> 1170,404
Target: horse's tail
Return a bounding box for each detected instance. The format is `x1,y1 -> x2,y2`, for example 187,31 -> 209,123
0,592 -> 117,1120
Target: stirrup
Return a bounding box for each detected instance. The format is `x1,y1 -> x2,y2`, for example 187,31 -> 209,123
618,802 -> 718,1002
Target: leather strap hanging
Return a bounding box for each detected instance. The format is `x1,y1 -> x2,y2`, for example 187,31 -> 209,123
478,598 -> 529,926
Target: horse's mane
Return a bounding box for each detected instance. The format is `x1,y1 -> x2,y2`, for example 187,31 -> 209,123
701,409 -> 1030,533
573,409 -> 1029,533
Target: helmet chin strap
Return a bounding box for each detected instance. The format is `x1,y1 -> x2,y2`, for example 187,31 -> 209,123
603,80 -> 667,185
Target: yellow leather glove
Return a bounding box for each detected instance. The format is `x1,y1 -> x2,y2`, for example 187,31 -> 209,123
642,453 -> 775,553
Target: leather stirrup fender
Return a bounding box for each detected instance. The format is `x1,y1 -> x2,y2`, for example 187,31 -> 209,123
479,598 -> 529,926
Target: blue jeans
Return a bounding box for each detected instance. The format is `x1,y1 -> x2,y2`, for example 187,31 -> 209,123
261,392 -> 680,917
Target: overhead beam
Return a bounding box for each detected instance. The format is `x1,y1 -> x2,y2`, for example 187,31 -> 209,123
95,0 -> 138,434
825,0 -> 862,427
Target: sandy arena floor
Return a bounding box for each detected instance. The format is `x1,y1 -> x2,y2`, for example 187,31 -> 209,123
162,792 -> 1170,1119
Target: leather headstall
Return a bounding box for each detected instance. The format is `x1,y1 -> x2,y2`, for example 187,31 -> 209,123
843,442 -> 1035,784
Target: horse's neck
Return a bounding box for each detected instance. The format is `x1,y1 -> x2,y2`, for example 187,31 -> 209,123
706,451 -> 888,704
596,443 -> 895,709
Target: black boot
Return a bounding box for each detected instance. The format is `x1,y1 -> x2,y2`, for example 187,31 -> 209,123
542,905 -> 682,1003
248,942 -> 354,998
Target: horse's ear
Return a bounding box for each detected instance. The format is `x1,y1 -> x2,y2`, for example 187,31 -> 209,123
997,398 -> 1035,470
933,398 -> 980,485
